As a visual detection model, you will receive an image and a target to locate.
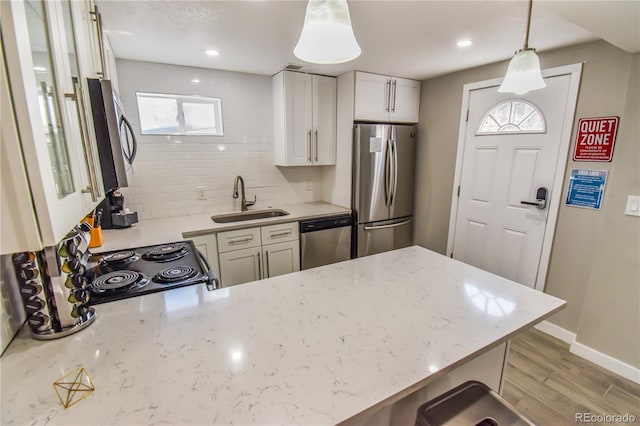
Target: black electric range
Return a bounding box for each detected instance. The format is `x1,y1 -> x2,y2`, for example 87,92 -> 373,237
84,240 -> 219,305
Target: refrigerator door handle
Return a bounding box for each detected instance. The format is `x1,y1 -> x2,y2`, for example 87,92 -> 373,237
390,138 -> 398,206
384,138 -> 391,206
363,218 -> 411,231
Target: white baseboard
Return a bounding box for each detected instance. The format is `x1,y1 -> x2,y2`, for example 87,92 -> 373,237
534,321 -> 640,384
570,341 -> 640,384
534,320 -> 576,344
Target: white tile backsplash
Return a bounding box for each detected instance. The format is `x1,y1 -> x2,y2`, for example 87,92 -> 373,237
116,60 -> 324,220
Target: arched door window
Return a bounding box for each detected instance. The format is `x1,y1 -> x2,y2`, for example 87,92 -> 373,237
476,100 -> 546,135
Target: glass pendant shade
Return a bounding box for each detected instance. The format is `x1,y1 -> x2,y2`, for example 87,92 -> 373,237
294,0 -> 361,64
498,49 -> 546,95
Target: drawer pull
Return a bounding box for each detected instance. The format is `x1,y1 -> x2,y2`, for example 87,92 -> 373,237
270,231 -> 292,238
228,237 -> 253,244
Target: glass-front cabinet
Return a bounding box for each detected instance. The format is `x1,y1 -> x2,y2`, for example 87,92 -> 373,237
1,0 -> 104,251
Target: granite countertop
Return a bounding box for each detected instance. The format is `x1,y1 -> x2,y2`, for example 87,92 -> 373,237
1,246 -> 565,425
95,201 -> 351,252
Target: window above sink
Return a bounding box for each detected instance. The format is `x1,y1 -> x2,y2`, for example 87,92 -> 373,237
136,92 -> 224,136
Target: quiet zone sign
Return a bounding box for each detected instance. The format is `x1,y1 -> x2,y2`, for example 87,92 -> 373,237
573,116 -> 619,162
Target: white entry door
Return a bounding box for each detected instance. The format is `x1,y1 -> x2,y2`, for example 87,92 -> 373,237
449,69 -> 579,289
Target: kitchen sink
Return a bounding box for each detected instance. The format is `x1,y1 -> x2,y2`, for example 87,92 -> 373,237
211,209 -> 290,223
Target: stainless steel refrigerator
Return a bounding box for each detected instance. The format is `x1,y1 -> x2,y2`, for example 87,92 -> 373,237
352,123 -> 416,257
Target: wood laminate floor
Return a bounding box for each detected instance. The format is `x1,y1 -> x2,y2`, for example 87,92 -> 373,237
502,328 -> 640,425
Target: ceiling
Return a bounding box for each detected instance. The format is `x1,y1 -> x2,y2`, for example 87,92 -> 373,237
98,1 -> 640,80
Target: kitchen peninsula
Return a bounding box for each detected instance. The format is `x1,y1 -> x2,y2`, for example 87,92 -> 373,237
1,246 -> 565,425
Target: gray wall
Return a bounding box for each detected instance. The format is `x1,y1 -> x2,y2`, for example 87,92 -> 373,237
414,40 -> 639,368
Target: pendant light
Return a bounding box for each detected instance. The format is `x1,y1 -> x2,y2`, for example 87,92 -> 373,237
294,0 -> 361,64
498,0 -> 546,94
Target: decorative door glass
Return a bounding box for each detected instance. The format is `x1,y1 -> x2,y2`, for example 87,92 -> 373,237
476,100 -> 546,135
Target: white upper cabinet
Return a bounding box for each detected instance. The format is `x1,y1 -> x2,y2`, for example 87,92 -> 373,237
273,71 -> 337,166
1,0 -> 104,252
70,0 -> 104,80
354,71 -> 420,123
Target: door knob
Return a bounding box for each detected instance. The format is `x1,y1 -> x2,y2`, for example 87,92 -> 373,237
521,187 -> 548,210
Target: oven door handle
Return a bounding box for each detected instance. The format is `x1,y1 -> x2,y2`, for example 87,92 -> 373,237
196,248 -> 219,291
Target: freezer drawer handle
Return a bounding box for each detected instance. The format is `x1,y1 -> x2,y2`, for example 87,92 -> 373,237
363,219 -> 411,231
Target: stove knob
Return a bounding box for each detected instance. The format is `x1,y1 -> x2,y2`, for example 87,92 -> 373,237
27,312 -> 49,329
20,281 -> 42,298
24,297 -> 45,315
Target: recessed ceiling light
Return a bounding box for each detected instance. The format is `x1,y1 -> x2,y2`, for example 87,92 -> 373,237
205,50 -> 219,57
33,66 -> 47,72
191,78 -> 200,84
457,39 -> 473,48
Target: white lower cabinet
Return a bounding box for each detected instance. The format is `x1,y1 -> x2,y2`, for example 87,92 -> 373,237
262,240 -> 300,279
219,247 -> 262,286
216,222 -> 300,287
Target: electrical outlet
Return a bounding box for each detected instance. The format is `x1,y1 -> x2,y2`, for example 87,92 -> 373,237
625,195 -> 640,217
305,180 -> 313,191
196,186 -> 207,200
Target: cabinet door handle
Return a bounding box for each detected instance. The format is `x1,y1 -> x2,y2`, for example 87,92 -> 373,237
307,130 -> 312,163
257,252 -> 262,279
228,237 -> 252,244
314,130 -> 319,161
270,231 -> 292,238
391,80 -> 397,113
89,7 -> 106,78
385,79 -> 391,112
265,251 -> 270,278
66,81 -> 100,201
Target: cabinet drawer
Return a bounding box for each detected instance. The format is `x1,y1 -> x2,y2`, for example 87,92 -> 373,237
217,227 -> 261,253
261,222 -> 298,244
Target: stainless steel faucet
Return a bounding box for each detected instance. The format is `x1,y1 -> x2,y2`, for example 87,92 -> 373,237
232,175 -> 256,211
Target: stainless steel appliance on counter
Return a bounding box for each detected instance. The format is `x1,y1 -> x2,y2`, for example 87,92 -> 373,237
352,124 -> 416,257
300,215 -> 353,270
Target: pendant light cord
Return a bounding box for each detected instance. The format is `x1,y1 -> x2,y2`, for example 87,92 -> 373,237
523,0 -> 533,49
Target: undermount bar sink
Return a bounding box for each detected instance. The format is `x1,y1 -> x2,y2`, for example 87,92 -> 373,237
211,209 -> 290,223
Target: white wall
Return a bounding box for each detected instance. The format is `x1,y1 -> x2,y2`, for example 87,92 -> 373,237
116,60 -> 324,220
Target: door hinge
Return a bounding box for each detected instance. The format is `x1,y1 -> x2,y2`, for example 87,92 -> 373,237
466,109 -> 469,122
457,185 -> 461,197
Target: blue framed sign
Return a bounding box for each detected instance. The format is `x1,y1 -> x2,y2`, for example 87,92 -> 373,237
566,169 -> 608,210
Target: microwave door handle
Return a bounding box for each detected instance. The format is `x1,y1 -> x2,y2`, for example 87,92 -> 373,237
119,115 -> 137,165
118,115 -> 131,162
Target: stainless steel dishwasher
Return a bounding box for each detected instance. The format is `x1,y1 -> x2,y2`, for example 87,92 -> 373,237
300,214 -> 353,270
